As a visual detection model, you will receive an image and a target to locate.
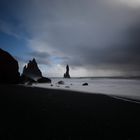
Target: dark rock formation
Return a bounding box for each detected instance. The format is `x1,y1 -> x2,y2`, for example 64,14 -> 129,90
64,65 -> 70,78
20,75 -> 36,84
21,58 -> 51,84
37,77 -> 51,83
0,48 -> 20,84
22,58 -> 42,79
82,83 -> 88,86
58,80 -> 65,85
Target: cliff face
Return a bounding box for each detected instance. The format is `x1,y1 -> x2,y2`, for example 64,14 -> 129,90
0,48 -> 20,84
22,58 -> 42,79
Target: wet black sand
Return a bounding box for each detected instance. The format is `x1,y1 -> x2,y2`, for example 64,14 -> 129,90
0,84 -> 140,140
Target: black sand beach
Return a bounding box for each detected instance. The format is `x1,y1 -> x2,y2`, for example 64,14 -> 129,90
0,85 -> 140,140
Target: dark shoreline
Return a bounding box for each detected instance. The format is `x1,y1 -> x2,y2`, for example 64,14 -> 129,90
0,85 -> 140,140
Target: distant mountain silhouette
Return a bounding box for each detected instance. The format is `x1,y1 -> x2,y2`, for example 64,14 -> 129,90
0,48 -> 20,84
22,58 -> 42,79
64,65 -> 70,78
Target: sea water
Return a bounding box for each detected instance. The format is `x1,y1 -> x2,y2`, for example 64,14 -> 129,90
33,77 -> 140,101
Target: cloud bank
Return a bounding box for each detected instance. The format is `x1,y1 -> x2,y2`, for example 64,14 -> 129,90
1,0 -> 140,76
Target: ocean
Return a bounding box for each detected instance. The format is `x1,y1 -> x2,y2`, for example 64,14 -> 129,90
33,77 -> 140,101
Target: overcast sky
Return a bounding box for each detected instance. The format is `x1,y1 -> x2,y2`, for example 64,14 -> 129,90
0,0 -> 140,77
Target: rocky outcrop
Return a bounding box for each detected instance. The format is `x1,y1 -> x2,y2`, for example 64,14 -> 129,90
20,75 -> 36,84
64,65 -> 70,78
37,77 -> 51,83
21,58 -> 51,84
22,58 -> 42,80
57,81 -> 65,85
82,83 -> 88,86
0,48 -> 20,84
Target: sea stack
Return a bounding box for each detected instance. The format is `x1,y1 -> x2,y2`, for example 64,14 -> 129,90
21,58 -> 51,83
64,65 -> 71,78
22,58 -> 42,79
0,48 -> 20,84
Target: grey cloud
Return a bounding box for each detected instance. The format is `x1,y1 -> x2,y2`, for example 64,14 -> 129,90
4,0 -> 140,76
28,51 -> 50,59
27,51 -> 51,65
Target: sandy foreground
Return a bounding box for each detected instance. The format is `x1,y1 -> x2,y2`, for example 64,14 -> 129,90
0,84 -> 140,140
